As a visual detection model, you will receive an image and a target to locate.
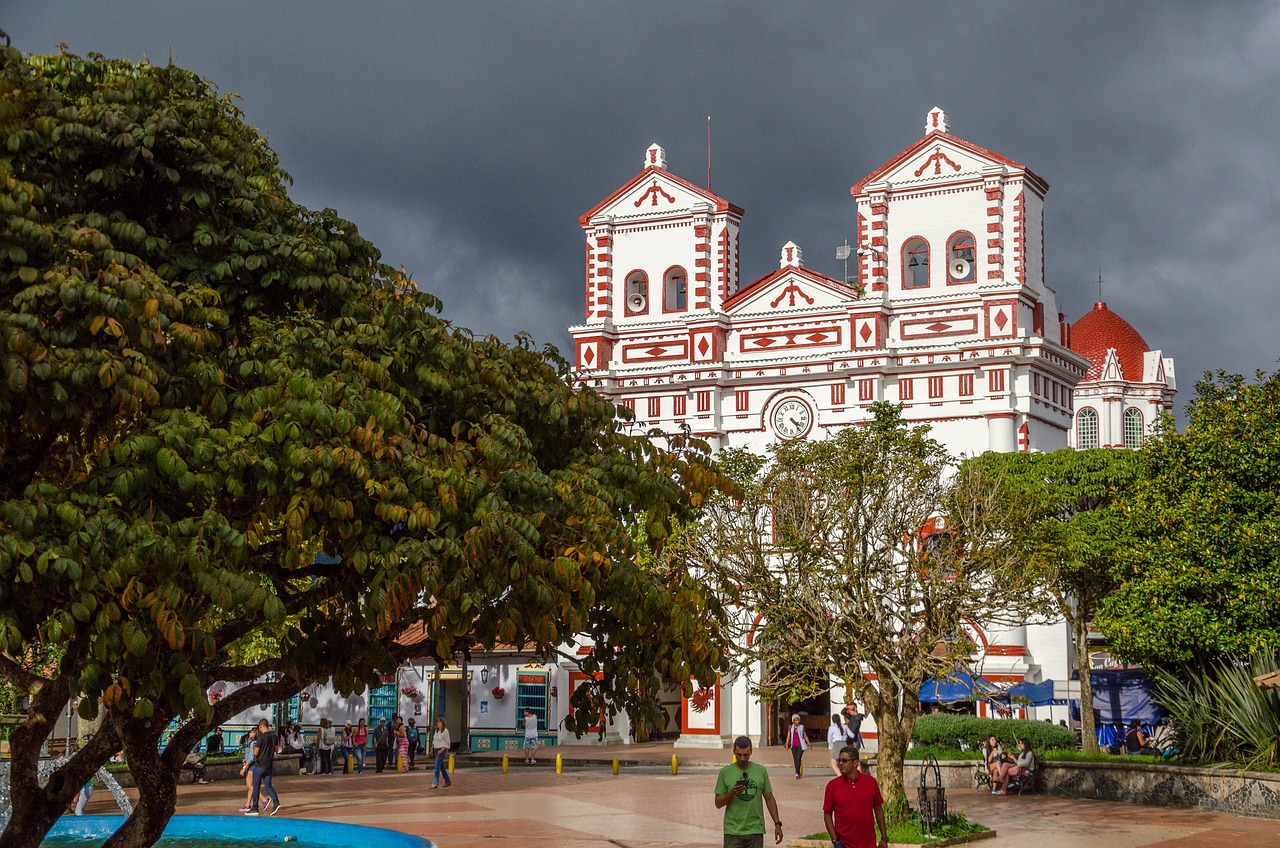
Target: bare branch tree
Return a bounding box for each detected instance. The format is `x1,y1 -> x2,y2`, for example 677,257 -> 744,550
684,404 -> 1042,811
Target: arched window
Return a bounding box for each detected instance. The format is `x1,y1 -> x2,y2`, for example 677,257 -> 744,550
946,231 -> 976,283
902,237 -> 930,289
663,266 -> 688,311
624,270 -> 648,314
1076,407 -> 1098,449
1123,407 -> 1144,449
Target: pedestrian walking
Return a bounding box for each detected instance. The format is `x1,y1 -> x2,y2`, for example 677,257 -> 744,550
785,714 -> 809,779
431,716 -> 452,789
317,718 -> 336,775
340,722 -> 354,773
522,707 -> 539,764
238,728 -> 257,812
373,717 -> 391,773
245,719 -> 283,816
74,780 -> 93,816
352,718 -> 368,773
841,703 -> 865,749
823,745 -> 887,848
714,735 -> 783,848
828,714 -> 855,776
406,718 -> 420,770
395,723 -> 409,772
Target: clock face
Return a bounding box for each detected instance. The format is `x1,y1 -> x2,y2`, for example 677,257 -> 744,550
771,399 -> 812,440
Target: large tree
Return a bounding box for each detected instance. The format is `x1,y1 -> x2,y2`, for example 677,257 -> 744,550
961,448 -> 1142,751
0,39 -> 726,848
684,405 -> 1040,810
1097,368 -> 1280,670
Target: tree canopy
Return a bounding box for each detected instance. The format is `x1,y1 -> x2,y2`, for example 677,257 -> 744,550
961,447 -> 1142,750
1098,368 -> 1280,670
682,404 -> 1040,810
0,40 -> 726,848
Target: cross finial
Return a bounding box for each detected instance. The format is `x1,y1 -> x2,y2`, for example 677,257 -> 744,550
1095,267 -> 1105,303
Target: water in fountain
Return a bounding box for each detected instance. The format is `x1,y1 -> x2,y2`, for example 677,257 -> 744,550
0,756 -> 134,828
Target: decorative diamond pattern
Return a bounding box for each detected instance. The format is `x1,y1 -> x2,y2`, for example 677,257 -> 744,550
994,310 -> 1009,331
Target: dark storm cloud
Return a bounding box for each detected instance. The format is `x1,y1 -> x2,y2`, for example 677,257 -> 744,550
9,2 -> 1280,421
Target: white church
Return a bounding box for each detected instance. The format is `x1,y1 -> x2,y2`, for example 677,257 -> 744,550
566,108 -> 1176,748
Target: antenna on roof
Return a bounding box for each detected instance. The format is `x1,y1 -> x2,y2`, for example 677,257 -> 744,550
706,116 -> 712,191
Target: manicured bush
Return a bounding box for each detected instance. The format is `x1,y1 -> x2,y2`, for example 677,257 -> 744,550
912,714 -> 1077,751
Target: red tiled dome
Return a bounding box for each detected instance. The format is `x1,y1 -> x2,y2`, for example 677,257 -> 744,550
1070,302 -> 1150,382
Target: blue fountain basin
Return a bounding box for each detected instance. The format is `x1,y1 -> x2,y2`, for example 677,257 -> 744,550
46,816 -> 435,848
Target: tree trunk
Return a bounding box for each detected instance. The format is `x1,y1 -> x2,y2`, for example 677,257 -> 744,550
0,710 -> 118,848
1075,617 -> 1098,753
867,689 -> 916,822
101,723 -> 178,848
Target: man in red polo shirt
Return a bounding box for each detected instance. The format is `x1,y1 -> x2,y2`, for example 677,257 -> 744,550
823,746 -> 887,848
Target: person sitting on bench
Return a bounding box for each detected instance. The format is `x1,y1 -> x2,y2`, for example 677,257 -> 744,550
1124,720 -> 1157,755
206,728 -> 224,755
183,749 -> 210,784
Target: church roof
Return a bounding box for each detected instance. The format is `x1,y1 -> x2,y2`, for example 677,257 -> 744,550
1070,302 -> 1151,382
851,107 -> 1048,196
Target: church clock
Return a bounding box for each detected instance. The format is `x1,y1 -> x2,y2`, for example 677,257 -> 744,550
771,398 -> 813,440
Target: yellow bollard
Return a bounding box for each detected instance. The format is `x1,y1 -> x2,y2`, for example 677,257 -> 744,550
448,753 -> 455,774
555,753 -> 563,774
612,757 -> 619,775
671,754 -> 678,776
502,753 -> 509,774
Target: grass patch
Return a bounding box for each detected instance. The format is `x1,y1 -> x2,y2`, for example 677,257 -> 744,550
803,812 -> 988,845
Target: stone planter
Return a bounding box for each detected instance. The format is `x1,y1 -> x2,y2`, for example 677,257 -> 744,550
873,757 -> 1280,820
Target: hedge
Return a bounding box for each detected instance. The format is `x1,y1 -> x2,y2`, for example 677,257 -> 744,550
911,714 -> 1076,752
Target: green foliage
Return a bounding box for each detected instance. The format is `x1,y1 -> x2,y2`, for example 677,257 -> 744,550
0,40 -> 729,845
1153,649 -> 1280,769
959,448 -> 1142,752
912,714 -> 1077,751
1098,369 -> 1280,669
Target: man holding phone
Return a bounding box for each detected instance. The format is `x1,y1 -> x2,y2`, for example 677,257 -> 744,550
714,736 -> 783,848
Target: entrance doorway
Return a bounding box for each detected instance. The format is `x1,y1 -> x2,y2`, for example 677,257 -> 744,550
767,673 -> 831,746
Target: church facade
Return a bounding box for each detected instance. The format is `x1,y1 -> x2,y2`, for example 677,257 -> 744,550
565,109 -> 1172,747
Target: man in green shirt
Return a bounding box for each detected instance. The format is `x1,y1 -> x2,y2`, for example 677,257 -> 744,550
714,736 -> 783,848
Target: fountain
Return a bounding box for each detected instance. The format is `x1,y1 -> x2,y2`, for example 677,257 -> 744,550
0,756 -> 134,828
44,816 -> 435,848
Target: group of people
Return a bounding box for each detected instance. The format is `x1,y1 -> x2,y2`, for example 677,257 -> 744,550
219,713 -> 456,814
311,716 -> 418,775
982,735 -> 1035,795
783,704 -> 865,780
717,735 -> 888,848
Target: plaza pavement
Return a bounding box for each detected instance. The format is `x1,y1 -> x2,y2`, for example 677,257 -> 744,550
79,742 -> 1280,847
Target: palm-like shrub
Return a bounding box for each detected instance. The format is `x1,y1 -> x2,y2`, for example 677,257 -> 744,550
1153,650 -> 1280,769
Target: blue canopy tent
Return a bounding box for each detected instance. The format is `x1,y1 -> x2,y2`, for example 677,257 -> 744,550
918,671 -> 1000,703
1070,668 -> 1167,748
999,679 -> 1056,706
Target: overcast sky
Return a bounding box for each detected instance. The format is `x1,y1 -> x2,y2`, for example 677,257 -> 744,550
9,2 -> 1280,422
